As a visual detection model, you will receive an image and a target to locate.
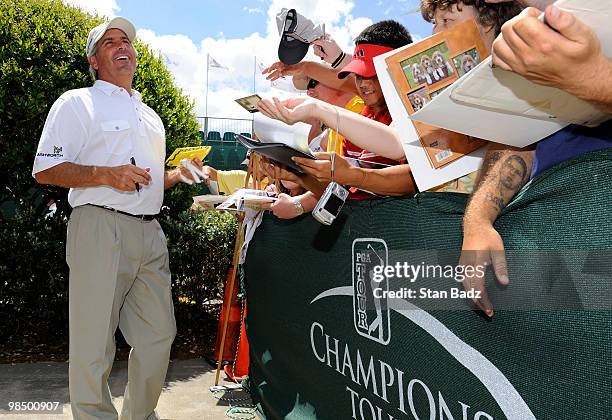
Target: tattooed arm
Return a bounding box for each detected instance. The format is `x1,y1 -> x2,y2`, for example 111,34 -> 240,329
460,144 -> 535,317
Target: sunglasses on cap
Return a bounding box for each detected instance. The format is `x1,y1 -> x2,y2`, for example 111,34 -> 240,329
307,79 -> 320,90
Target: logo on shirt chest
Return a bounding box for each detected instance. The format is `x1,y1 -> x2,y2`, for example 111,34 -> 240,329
37,145 -> 64,159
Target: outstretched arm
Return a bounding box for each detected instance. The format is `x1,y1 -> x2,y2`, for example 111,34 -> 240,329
293,153 -> 416,197
262,60 -> 358,96
460,144 -> 535,317
258,97 -> 405,160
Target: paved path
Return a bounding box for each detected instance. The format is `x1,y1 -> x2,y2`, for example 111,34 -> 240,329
0,359 -> 254,419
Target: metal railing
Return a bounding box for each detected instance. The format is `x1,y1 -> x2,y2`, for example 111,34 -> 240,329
197,117 -> 253,142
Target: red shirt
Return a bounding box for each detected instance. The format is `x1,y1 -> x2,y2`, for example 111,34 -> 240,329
342,106 -> 403,200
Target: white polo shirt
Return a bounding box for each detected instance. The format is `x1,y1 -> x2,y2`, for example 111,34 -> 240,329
33,80 -> 166,215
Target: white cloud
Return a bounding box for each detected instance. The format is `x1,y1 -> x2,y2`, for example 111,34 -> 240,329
243,6 -> 264,14
62,0 -> 119,17
135,0 -> 373,119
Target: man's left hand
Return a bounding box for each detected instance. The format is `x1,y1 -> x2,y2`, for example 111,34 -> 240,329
493,6 -> 605,92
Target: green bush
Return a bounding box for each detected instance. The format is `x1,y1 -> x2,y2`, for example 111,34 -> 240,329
0,206 -> 236,349
160,210 -> 237,320
0,0 -> 235,355
0,205 -> 68,340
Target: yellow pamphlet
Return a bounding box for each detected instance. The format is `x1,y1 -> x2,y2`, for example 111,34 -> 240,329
165,146 -> 212,167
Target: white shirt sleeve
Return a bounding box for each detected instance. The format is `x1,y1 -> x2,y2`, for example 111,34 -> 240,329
32,96 -> 87,176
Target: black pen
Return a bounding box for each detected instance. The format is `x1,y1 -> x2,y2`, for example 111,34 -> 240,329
130,156 -> 140,193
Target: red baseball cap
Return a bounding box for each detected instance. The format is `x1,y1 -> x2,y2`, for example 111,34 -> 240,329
337,44 -> 395,79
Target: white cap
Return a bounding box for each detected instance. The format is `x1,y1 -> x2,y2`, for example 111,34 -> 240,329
86,17 -> 136,58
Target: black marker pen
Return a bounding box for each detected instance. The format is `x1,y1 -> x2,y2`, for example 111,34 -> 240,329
130,156 -> 140,192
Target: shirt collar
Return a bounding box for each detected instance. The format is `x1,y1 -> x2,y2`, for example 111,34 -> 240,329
93,80 -> 141,101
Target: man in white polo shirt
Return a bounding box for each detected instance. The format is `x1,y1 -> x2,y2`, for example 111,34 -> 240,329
32,17 -> 200,420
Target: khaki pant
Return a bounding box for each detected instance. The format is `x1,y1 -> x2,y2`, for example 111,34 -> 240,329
66,205 -> 176,420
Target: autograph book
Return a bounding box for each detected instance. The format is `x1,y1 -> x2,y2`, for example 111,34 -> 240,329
234,133 -> 315,173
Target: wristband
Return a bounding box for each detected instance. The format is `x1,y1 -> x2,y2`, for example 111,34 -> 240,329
331,52 -> 346,69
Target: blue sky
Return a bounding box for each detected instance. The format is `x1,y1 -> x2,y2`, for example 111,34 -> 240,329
118,0 -> 432,42
69,0 -> 433,118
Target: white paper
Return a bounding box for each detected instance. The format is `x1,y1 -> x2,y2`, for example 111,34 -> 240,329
253,113 -> 311,153
308,129 -> 328,153
374,49 -> 486,192
192,194 -> 226,209
216,188 -> 277,212
411,0 -> 611,146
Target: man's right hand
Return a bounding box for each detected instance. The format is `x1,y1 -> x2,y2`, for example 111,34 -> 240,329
459,223 -> 510,318
104,164 -> 151,192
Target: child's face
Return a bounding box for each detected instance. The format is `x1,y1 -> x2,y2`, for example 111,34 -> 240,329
355,75 -> 386,110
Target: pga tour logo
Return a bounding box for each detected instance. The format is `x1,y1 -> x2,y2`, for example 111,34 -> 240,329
352,238 -> 390,345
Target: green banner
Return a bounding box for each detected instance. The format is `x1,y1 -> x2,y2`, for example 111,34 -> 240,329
244,150 -> 612,420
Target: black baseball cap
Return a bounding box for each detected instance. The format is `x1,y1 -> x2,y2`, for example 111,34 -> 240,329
278,9 -> 310,65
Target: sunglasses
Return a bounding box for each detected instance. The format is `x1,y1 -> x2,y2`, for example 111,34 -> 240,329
307,79 -> 320,90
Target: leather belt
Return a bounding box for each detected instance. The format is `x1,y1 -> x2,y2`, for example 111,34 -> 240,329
85,204 -> 157,221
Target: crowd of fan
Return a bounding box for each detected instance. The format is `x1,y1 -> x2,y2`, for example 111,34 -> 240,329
200,0 -> 612,316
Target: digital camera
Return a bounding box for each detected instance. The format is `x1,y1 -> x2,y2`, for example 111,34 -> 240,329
312,181 -> 349,225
